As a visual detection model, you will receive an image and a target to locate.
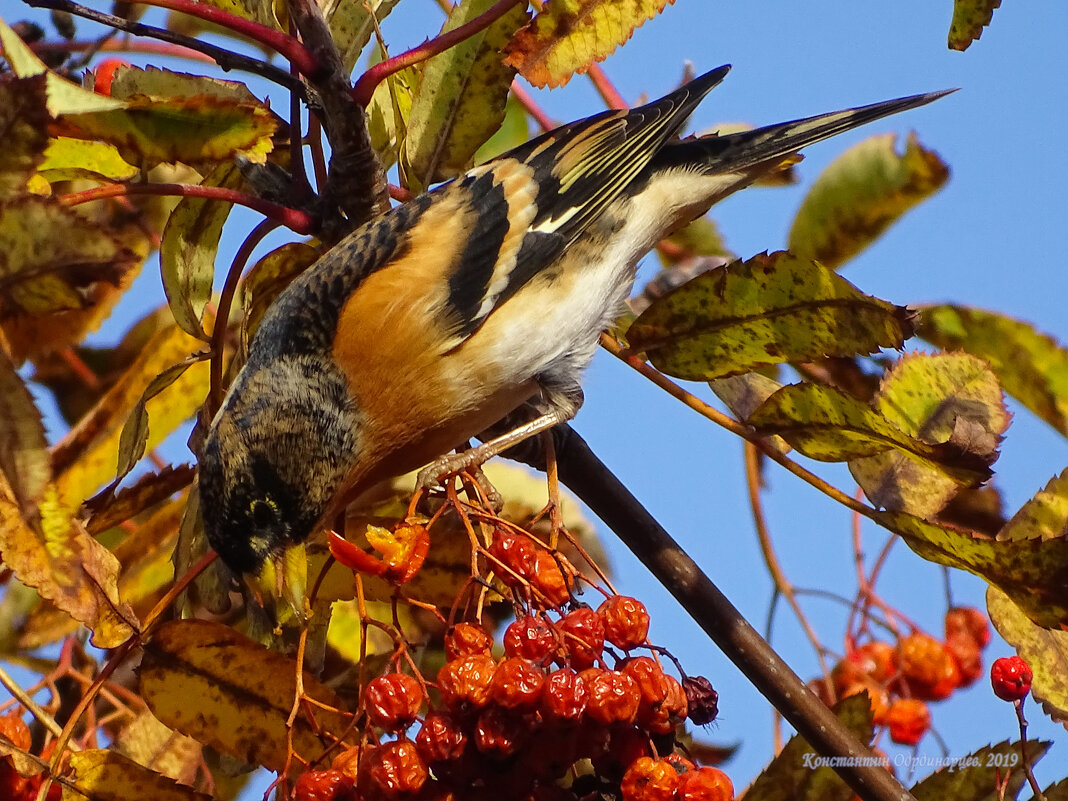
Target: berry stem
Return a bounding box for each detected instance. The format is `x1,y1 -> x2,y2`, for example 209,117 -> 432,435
1013,700 -> 1047,801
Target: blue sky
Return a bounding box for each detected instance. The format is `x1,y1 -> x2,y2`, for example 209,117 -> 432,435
5,0 -> 1068,794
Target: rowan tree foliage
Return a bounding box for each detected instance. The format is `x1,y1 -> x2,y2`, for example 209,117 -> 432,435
0,1 -> 1063,800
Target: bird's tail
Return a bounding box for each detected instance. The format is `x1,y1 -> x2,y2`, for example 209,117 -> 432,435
654,88 -> 955,176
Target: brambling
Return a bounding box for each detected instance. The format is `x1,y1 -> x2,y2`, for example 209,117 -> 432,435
197,65 -> 947,582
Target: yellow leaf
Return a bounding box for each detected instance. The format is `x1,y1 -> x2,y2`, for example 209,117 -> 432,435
504,0 -> 675,88
0,485 -> 137,648
68,749 -> 210,801
787,133 -> 948,270
39,138 -> 139,182
0,350 -> 49,510
326,0 -> 403,74
139,619 -> 356,771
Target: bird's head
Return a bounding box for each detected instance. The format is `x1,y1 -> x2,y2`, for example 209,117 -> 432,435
197,354 -> 361,589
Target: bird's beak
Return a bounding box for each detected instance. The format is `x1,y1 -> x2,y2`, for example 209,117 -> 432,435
248,543 -> 309,623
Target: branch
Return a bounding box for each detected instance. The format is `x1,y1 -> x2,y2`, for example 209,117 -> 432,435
24,0 -> 306,95
549,425 -> 918,801
59,183 -> 316,234
351,0 -> 527,106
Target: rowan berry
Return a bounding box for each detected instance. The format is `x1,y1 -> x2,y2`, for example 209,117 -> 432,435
675,766 -> 735,801
944,633 -> 983,686
593,724 -> 649,780
848,641 -> 898,684
839,678 -> 891,725
444,623 -> 492,661
585,669 -> 640,725
364,673 -> 424,731
541,667 -> 589,723
473,706 -> 530,759
530,550 -> 571,607
990,656 -> 1032,702
415,712 -> 468,766
489,530 -> 537,584
330,747 -> 361,782
598,595 -> 650,650
558,608 -> 605,669
293,768 -> 355,801
490,657 -> 545,709
364,740 -> 428,798
620,756 -> 679,801
683,675 -> 719,726
884,698 -> 930,746
945,606 -> 991,648
898,633 -> 958,699
503,615 -> 557,663
437,654 -> 497,710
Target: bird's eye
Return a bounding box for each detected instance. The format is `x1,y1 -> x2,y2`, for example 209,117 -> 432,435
250,498 -> 278,528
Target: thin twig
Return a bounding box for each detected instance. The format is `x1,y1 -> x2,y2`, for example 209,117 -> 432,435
24,0 -> 306,95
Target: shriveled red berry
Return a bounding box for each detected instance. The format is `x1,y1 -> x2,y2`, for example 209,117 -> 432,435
593,724 -> 649,780
676,766 -> 735,801
620,756 -> 679,801
364,673 -> 424,731
474,706 -> 529,759
489,529 -> 538,586
490,657 -> 545,709
621,657 -> 685,734
945,632 -> 983,687
530,550 -> 571,607
437,654 -> 497,710
884,698 -> 930,746
558,608 -> 605,669
683,675 -> 719,726
945,606 -> 991,649
541,667 -> 589,723
364,739 -> 428,797
330,747 -> 361,782
990,655 -> 1032,702
293,768 -> 354,801
0,711 -> 31,751
585,669 -> 640,725
444,623 -> 492,661
598,595 -> 650,650
848,641 -> 898,684
415,712 -> 468,765
503,615 -> 556,663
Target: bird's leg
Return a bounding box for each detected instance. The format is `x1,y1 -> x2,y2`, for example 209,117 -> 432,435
417,406 -> 573,491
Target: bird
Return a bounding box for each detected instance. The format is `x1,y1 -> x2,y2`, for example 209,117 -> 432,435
197,64 -> 949,584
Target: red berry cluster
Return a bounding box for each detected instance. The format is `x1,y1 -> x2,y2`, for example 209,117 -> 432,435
813,607 -> 991,746
0,711 -> 61,801
292,595 -> 728,801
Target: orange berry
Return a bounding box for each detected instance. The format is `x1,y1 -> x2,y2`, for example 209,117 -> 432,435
621,657 -> 686,734
489,657 -> 545,709
437,654 -> 497,711
364,673 -> 424,731
364,740 -> 427,798
620,756 -> 679,801
558,608 -> 605,669
330,747 -> 361,782
489,529 -> 537,584
598,595 -> 650,650
0,712 -> 31,751
945,632 -> 983,687
503,615 -> 556,663
530,550 -> 571,607
676,766 -> 735,801
849,641 -> 898,684
444,623 -> 492,661
839,678 -> 892,725
585,669 -> 640,725
945,607 -> 991,649
292,768 -> 354,801
92,58 -> 129,96
885,698 -> 930,746
898,633 -> 958,699
541,667 -> 589,723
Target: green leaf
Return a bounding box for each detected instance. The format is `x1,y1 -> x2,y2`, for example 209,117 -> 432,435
948,0 -> 1001,51
366,65 -> 416,170
62,95 -> 276,169
403,0 -> 531,187
987,586 -> 1068,726
910,738 -> 1049,801
474,94 -> 532,164
0,76 -> 50,200
745,693 -> 873,801
627,252 -> 914,380
159,163 -> 242,339
874,508 -> 1068,629
328,0 -> 403,74
504,0 -> 675,89
748,382 -> 993,486
849,353 -> 1006,516
919,304 -> 1068,438
787,133 -> 948,270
